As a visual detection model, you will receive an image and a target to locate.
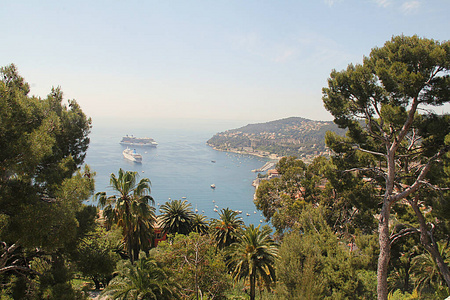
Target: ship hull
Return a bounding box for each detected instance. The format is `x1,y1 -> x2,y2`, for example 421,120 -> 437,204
123,149 -> 143,163
120,141 -> 157,147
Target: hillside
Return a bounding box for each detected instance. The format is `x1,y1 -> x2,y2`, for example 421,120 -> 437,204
207,117 -> 346,159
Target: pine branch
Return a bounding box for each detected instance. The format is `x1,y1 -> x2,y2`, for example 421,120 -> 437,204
390,227 -> 419,245
391,146 -> 450,203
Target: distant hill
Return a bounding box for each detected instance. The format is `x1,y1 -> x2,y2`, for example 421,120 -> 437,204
207,117 -> 346,158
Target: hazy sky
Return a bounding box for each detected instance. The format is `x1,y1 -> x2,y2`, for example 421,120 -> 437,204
1,0 -> 449,125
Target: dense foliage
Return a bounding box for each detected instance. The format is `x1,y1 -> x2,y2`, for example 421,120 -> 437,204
95,169 -> 156,263
254,155 -> 378,237
0,64 -> 95,299
323,35 -> 450,299
276,204 -> 379,300
159,199 -> 195,235
226,225 -> 278,300
153,233 -> 231,300
2,35 -> 450,300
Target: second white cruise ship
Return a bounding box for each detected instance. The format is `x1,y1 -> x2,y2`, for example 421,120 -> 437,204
123,148 -> 143,163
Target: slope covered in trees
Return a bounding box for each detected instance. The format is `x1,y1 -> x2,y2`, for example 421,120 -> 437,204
207,117 -> 346,158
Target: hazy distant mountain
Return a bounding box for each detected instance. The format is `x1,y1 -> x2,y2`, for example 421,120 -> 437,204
207,117 -> 346,158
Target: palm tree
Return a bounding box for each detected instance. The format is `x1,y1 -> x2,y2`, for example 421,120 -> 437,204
159,199 -> 195,235
226,224 -> 278,300
96,168 -> 155,263
102,258 -> 181,299
410,242 -> 450,293
210,208 -> 244,249
191,214 -> 209,234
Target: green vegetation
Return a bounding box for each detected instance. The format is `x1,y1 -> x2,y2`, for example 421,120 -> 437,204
159,199 -> 195,235
226,224 -> 278,300
101,257 -> 181,299
323,35 -> 450,299
276,207 -> 373,299
95,169 -> 156,263
207,117 -> 346,158
210,208 -> 244,249
153,232 -> 231,299
2,34 -> 450,300
0,64 -> 94,299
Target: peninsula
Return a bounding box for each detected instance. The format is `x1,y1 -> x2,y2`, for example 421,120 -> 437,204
207,117 -> 346,162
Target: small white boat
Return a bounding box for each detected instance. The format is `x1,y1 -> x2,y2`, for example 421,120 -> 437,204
246,213 -> 250,216
211,184 -> 216,189
123,148 -> 142,163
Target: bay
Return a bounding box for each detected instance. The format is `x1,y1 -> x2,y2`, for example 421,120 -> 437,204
84,118 -> 270,226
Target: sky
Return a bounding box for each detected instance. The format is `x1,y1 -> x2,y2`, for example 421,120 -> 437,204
1,0 -> 449,127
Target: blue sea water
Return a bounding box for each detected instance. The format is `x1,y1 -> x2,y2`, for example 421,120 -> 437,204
84,118 -> 271,226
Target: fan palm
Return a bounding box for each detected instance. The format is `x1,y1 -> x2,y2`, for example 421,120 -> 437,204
159,199 -> 195,235
210,208 -> 244,249
95,168 -> 155,262
226,224 -> 278,300
102,258 -> 180,299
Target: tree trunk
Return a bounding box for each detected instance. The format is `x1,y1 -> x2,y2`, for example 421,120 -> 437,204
127,234 -> 134,263
133,248 -> 139,262
250,271 -> 256,300
92,277 -> 101,290
377,147 -> 397,300
377,202 -> 391,300
195,261 -> 199,300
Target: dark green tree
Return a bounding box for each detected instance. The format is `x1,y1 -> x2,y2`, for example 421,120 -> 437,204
191,214 -> 209,234
95,168 -> 155,263
0,64 -> 93,298
276,205 -> 376,299
410,242 -> 450,296
159,199 -> 195,235
226,224 -> 278,300
102,257 -> 181,300
322,35 -> 450,299
210,208 -> 244,249
73,226 -> 120,290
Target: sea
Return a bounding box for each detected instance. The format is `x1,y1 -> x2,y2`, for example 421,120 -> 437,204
84,118 -> 271,226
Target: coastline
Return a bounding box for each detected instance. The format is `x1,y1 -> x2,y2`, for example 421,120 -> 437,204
206,143 -> 282,161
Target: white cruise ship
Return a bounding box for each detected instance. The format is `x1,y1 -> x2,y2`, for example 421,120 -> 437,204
120,135 -> 158,147
123,148 -> 143,163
